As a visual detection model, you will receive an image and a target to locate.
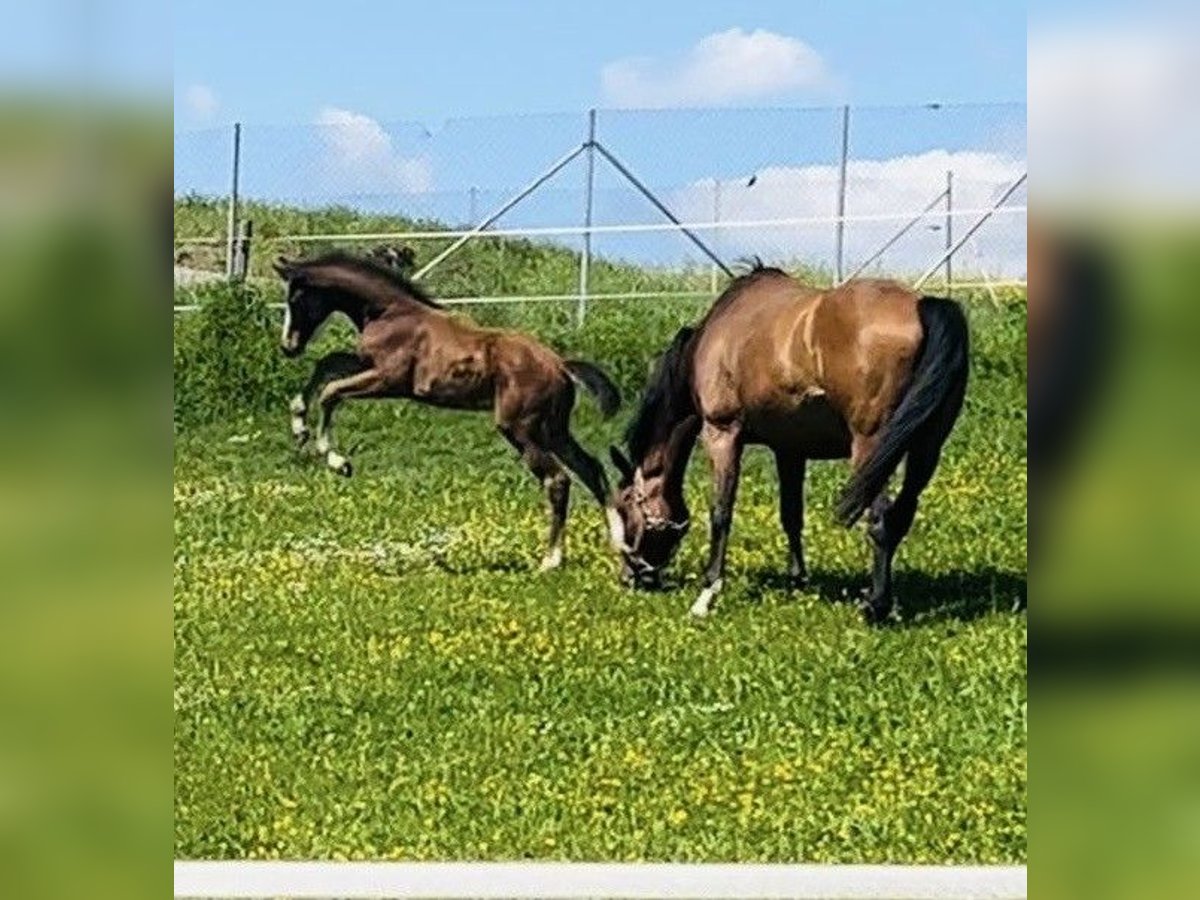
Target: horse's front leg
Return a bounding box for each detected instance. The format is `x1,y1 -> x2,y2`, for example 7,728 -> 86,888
291,352 -> 369,448
691,421 -> 744,617
315,368 -> 384,476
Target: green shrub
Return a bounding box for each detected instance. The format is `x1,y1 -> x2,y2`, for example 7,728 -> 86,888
173,281 -> 294,429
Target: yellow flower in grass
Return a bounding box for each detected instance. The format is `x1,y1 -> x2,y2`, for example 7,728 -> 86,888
667,809 -> 688,826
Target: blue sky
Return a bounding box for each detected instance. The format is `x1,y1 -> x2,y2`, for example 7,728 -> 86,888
173,2 -> 1026,277
174,1 -> 1025,127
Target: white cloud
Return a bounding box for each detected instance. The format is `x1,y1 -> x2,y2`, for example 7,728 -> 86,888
671,150 -> 1026,277
315,106 -> 433,194
184,83 -> 219,122
602,28 -> 832,108
1030,22 -> 1200,205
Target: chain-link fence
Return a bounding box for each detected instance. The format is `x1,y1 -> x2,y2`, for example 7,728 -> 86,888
174,102 -> 1026,310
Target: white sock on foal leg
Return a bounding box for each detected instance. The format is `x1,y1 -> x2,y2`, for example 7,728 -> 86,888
289,395 -> 309,442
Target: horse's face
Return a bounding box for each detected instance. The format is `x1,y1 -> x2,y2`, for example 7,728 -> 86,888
610,448 -> 689,588
274,258 -> 325,357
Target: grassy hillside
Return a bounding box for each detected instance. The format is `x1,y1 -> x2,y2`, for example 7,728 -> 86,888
174,194 -> 735,300
173,268 -> 1026,861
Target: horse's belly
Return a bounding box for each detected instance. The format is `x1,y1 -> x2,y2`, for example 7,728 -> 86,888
411,356 -> 493,409
744,393 -> 851,459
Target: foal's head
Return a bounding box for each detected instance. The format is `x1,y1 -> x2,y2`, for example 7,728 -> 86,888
273,252 -> 439,357
274,256 -> 335,357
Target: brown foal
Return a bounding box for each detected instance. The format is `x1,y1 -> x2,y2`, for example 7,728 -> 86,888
275,251 -> 626,570
609,264 -> 969,622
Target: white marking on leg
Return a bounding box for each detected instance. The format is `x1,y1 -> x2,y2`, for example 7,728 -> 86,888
690,578 -> 723,618
606,507 -> 626,549
290,394 -> 309,440
281,303 -> 292,345
538,545 -> 564,572
326,450 -> 348,472
316,434 -> 330,454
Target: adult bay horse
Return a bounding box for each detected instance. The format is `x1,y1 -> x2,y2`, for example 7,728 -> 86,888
608,265 -> 969,622
275,251 -> 626,570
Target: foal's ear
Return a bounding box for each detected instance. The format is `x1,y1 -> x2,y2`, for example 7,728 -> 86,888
610,446 -> 634,481
272,256 -> 295,280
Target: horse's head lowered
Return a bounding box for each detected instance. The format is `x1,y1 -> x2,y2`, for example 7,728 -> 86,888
608,325 -> 701,587
609,443 -> 692,588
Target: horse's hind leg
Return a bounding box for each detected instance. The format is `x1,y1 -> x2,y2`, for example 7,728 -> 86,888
773,452 -> 808,584
501,427 -> 571,571
291,352 -> 367,447
546,430 -> 625,550
862,433 -> 943,623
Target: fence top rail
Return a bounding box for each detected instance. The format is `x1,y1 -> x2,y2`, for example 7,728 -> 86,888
172,98 -> 1026,135
173,205 -> 1025,247
171,281 -> 1028,313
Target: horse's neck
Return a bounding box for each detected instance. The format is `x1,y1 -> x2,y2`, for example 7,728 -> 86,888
325,285 -> 421,330
646,417 -> 699,503
322,290 -> 369,330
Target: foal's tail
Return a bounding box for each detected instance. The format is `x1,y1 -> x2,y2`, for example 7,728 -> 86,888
565,360 -> 622,419
835,296 -> 969,526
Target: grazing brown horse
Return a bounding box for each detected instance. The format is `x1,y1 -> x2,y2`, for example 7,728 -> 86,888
275,251 -> 626,570
608,264 -> 968,622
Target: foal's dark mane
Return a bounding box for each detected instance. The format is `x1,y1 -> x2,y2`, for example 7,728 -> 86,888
294,250 -> 444,310
624,260 -> 789,462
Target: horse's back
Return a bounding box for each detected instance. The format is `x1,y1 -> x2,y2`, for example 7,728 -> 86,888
692,274 -> 925,447
810,280 -> 924,433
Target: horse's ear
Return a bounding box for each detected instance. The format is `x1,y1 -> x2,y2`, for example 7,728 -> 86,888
273,256 -> 295,280
610,446 -> 634,482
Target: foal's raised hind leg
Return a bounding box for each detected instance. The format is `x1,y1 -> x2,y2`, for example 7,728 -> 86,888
291,352 -> 368,447
315,368 -> 384,476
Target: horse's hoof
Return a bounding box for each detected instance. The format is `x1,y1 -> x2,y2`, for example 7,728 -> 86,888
335,460 -> 353,477
859,600 -> 893,626
294,429 -> 311,448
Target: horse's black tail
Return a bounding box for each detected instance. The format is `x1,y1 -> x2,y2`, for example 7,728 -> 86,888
835,296 -> 969,527
565,360 -> 622,419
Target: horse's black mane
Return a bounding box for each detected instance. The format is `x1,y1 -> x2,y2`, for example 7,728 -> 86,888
624,325 -> 696,463
623,260 -> 789,461
295,250 -> 443,309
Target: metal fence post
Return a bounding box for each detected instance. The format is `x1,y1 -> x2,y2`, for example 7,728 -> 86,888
234,219 -> 253,281
577,109 -> 597,327
225,122 -> 241,280
710,179 -> 721,294
944,170 -> 953,295
834,105 -> 850,284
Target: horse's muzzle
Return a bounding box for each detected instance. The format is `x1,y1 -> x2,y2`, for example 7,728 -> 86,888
621,556 -> 664,591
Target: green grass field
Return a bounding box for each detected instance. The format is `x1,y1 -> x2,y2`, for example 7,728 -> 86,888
173,277 -> 1026,863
